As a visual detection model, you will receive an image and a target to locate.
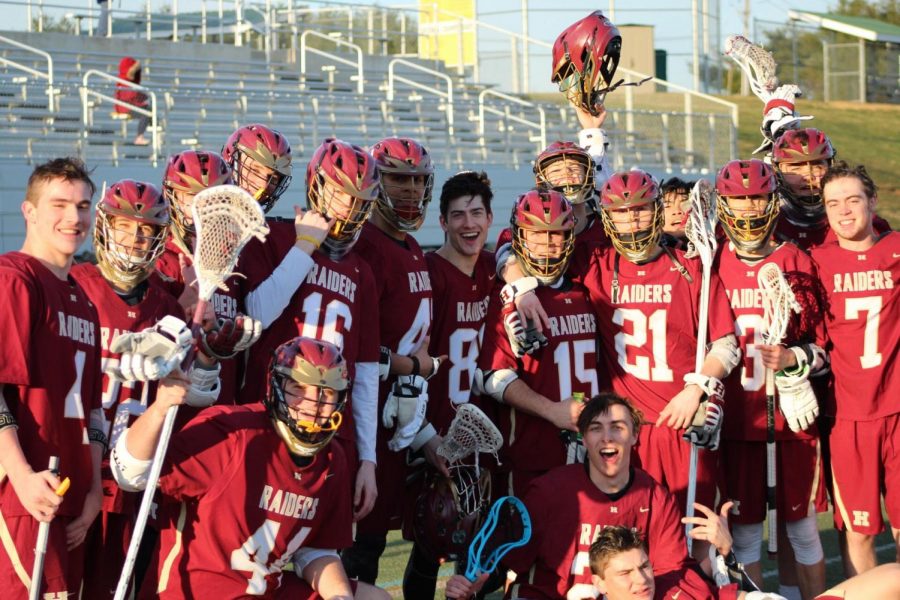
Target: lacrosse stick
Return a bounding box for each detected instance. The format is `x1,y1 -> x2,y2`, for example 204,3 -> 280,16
114,185 -> 268,600
29,457 -> 68,600
724,35 -> 779,102
681,179 -> 718,553
757,263 -> 802,554
462,496 -> 531,583
437,403 -> 503,466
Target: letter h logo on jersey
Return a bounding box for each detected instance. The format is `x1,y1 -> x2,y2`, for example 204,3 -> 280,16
852,511 -> 870,528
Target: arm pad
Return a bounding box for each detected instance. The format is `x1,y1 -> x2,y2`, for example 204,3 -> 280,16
707,334 -> 742,375
185,362 -> 221,407
473,368 -> 518,403
293,547 -> 340,575
110,429 -> 152,492
788,343 -> 828,375
352,362 -> 378,464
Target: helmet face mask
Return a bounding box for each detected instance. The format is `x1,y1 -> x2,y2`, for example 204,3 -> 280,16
715,159 -> 779,253
511,189 -> 576,284
600,170 -> 664,262
306,139 -> 381,259
265,337 -> 349,458
95,180 -> 169,289
371,137 -> 435,232
534,142 -> 595,206
223,124 -> 293,213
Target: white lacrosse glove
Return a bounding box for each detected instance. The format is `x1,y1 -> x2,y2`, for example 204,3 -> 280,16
382,375 -> 428,451
757,84 -> 814,152
775,364 -> 818,432
501,302 -> 547,358
682,373 -> 725,451
199,314 -> 262,360
109,316 -> 193,382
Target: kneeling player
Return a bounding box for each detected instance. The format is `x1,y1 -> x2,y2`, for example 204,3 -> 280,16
111,337 -> 388,599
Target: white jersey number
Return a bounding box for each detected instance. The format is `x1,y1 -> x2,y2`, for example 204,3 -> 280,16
230,520 -> 312,595
298,292 -> 352,351
101,357 -> 151,449
397,298 -> 431,356
735,313 -> 766,392
845,296 -> 883,369
447,327 -> 483,405
612,308 -> 674,382
553,340 -> 600,400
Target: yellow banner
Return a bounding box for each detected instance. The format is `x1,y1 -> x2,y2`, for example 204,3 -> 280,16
417,0 -> 477,67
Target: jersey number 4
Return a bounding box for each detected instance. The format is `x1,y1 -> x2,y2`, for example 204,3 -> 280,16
231,520 -> 312,595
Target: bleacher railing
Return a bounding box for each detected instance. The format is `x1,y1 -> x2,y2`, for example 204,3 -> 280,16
0,34 -> 56,113
80,70 -> 160,166
477,89 -> 546,151
387,58 -> 454,135
299,30 -> 364,94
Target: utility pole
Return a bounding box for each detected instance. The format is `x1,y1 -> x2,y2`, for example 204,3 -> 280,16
741,0 -> 750,95
608,0 -> 615,21
692,0 -> 700,91
521,0 -> 529,94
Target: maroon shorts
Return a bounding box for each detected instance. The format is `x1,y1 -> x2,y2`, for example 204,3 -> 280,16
829,414 -> 900,535
0,513 -> 84,600
83,510 -> 134,599
719,438 -> 828,524
632,422 -> 718,510
276,571 -> 358,598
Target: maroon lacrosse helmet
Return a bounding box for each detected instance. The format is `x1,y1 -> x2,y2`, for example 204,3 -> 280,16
534,141 -> 596,205
306,138 -> 381,259
511,188 -> 577,284
599,169 -> 663,262
162,150 -> 233,253
222,123 -> 293,213
771,127 -> 836,222
715,159 -> 779,253
370,137 -> 435,232
551,11 -> 622,114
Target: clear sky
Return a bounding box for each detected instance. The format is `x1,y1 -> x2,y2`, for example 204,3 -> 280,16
5,0 -> 836,89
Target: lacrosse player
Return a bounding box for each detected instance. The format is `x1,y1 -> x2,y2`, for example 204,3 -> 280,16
811,163 -> 900,575
660,176 -> 693,246
582,170 -> 739,518
772,128 -> 891,251
70,180 -> 235,598
447,393 -> 707,599
0,158 -> 104,599
341,137 -> 449,584
400,170 -> 496,598
713,160 -> 828,598
110,337 -> 389,600
476,189 -> 599,497
238,139 -> 382,524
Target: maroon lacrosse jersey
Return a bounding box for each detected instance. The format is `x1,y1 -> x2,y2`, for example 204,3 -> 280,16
811,232 -> 900,420
155,237 -> 245,406
153,404 -> 352,599
716,243 -> 825,441
70,263 -> 184,514
424,250 -> 496,433
480,280 -> 600,473
239,221 -> 380,453
0,253 -> 101,517
777,214 -> 891,251
579,247 -> 735,422
504,466 -> 690,600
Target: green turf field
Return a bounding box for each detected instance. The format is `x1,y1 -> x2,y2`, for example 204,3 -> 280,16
372,510 -> 896,597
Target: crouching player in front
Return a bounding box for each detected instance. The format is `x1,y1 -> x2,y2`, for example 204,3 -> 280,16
110,337 -> 389,599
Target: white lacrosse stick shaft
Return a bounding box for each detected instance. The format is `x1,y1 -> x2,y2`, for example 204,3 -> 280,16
682,180 -> 718,553
29,456 -> 59,600
114,186 -> 267,600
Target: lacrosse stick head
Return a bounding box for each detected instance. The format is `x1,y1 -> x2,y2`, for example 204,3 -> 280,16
371,137 -> 435,233
222,124 -> 293,214
412,464 -> 491,563
533,141 -> 596,206
552,11 -> 622,114
265,336 -> 349,458
465,496 -> 532,581
163,150 -> 233,254
772,128 -> 835,221
757,263 -> 802,346
599,170 -> 664,263
437,403 -> 504,464
190,184 -> 269,303
510,189 -> 577,285
724,35 -> 779,101
682,179 -> 717,261
715,160 -> 779,254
